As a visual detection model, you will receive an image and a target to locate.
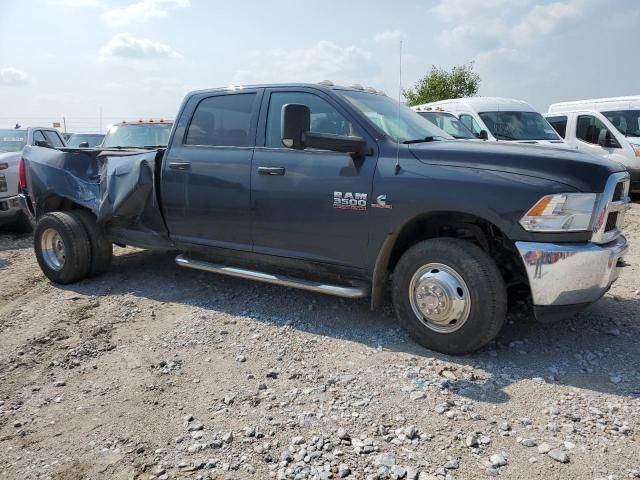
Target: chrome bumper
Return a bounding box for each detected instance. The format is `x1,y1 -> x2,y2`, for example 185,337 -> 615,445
0,194 -> 31,223
516,235 -> 629,307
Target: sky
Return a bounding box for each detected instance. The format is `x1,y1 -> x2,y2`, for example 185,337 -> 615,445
0,0 -> 639,132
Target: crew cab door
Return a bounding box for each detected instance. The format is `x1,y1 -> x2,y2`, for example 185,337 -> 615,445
162,89 -> 262,250
251,88 -> 377,268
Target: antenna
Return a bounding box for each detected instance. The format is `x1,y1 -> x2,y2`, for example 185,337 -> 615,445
394,40 -> 403,175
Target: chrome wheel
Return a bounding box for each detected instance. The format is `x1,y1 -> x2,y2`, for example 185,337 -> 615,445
409,263 -> 471,333
41,228 -> 66,271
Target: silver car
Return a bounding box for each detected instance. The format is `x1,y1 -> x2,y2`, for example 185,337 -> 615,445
0,126 -> 66,232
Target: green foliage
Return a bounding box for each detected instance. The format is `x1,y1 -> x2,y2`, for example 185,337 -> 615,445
404,63 -> 481,106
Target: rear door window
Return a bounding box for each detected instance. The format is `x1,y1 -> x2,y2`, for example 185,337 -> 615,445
33,130 -> 47,144
185,93 -> 257,147
43,130 -> 64,147
546,115 -> 568,138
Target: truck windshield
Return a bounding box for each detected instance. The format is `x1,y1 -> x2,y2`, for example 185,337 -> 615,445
602,110 -> 640,137
339,90 -> 451,143
102,123 -> 172,148
478,111 -> 560,141
67,134 -> 105,148
418,112 -> 476,139
0,130 -> 27,152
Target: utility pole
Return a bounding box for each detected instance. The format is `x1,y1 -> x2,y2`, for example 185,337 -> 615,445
63,117 -> 67,133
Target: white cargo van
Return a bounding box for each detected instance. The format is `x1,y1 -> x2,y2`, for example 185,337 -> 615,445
546,96 -> 640,192
412,97 -> 571,148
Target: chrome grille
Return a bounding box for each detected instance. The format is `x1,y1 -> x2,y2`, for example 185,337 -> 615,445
0,174 -> 6,193
591,172 -> 630,244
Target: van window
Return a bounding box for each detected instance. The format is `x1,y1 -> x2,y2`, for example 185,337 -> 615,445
185,93 -> 257,147
478,111 -> 559,140
459,114 -> 482,135
576,115 -> 610,145
602,110 -> 640,137
266,91 -> 354,148
546,115 -> 568,138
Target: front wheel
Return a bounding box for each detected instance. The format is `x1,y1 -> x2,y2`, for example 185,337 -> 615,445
392,238 -> 507,355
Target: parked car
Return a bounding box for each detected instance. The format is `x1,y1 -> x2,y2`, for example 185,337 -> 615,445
412,108 -> 477,139
1,126 -> 65,232
546,96 -> 640,193
66,133 -> 105,148
414,97 -> 573,148
23,82 -> 630,354
101,120 -> 173,148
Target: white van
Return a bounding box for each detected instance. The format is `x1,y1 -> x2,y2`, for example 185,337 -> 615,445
412,97 -> 571,148
546,96 -> 640,192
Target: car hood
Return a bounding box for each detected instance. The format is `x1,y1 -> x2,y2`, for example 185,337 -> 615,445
408,140 -> 625,193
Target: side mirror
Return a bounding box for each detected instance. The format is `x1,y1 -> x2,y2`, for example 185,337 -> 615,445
78,141 -> 90,148
598,129 -> 620,148
281,104 -> 310,150
281,103 -> 367,156
477,130 -> 489,141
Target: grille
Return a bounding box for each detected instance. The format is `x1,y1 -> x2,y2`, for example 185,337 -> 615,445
605,211 -> 619,232
591,173 -> 630,244
613,182 -> 625,201
0,174 -> 6,193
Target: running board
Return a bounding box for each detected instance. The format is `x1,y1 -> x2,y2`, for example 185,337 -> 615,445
175,254 -> 368,299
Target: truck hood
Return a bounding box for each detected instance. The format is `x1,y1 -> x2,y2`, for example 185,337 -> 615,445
408,140 -> 625,193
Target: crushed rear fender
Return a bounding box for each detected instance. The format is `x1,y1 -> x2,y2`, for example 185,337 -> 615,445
23,146 -> 172,248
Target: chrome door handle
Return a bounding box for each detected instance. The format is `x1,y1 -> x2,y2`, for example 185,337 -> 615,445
168,161 -> 191,170
257,166 -> 285,176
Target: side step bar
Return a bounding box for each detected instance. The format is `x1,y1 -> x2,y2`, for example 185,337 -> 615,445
175,254 -> 368,299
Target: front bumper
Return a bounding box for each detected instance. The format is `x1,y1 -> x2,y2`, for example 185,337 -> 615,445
516,236 -> 629,319
0,194 -> 31,225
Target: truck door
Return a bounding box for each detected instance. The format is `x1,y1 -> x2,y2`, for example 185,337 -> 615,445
162,89 -> 262,250
251,88 -> 377,269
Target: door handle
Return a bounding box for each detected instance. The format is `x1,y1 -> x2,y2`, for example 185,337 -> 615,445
257,166 -> 285,176
168,161 -> 191,171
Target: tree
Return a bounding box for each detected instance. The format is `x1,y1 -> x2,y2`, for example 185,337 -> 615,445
403,62 -> 481,106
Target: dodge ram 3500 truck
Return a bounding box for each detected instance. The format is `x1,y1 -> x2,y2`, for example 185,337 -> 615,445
22,83 -> 631,354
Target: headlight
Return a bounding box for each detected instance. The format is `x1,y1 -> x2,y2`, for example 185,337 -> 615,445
630,143 -> 640,157
519,193 -> 597,232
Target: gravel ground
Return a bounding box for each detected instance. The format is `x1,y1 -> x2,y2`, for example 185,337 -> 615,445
0,205 -> 638,480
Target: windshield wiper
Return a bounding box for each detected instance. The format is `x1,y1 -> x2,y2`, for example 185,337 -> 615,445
402,136 -> 446,144
142,145 -> 167,149
493,133 -> 516,140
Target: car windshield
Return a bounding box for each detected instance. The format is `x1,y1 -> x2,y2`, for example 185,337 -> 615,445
478,111 -> 560,141
101,123 -> 172,148
418,112 -> 476,139
0,129 -> 27,152
602,110 -> 640,137
338,90 -> 451,143
66,134 -> 105,147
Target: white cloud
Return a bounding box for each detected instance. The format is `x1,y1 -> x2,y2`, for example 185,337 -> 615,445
0,67 -> 29,86
375,30 -> 407,42
233,40 -> 380,87
99,33 -> 181,59
512,1 -> 584,44
101,0 -> 190,27
49,0 -> 100,6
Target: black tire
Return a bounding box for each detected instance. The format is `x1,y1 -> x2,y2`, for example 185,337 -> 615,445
72,210 -> 113,277
392,238 -> 507,355
12,211 -> 35,234
34,212 -> 91,284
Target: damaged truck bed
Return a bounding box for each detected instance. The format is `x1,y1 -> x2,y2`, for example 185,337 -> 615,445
24,145 -> 172,249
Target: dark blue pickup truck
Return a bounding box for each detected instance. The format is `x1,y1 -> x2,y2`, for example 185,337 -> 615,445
23,83 -> 631,354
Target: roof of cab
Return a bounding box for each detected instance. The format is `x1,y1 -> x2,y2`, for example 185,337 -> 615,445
548,95 -> 640,113
187,82 -> 388,97
112,119 -> 173,125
